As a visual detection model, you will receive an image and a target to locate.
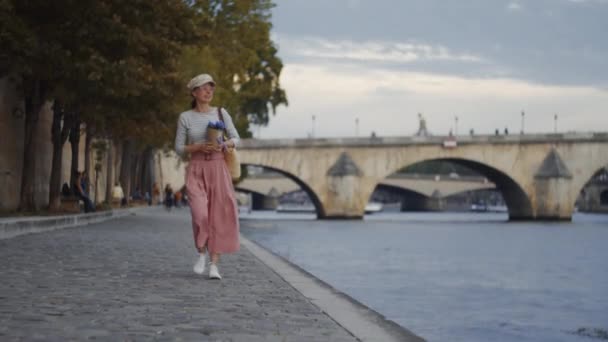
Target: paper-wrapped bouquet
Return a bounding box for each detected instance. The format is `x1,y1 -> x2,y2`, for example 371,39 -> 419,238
207,121 -> 226,146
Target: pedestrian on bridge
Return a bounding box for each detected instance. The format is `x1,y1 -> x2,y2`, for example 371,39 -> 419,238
175,73 -> 241,280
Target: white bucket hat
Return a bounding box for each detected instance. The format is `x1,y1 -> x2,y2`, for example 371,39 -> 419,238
187,74 -> 216,91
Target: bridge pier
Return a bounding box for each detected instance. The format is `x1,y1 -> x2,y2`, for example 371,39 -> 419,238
528,148 -> 576,220
531,178 -> 576,220
424,190 -> 446,211
321,175 -> 369,219
320,152 -> 375,219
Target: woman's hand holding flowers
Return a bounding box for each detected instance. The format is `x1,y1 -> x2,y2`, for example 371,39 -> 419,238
197,142 -> 221,153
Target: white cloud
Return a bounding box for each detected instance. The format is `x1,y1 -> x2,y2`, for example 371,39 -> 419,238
281,62 -> 601,100
259,62 -> 608,139
507,2 -> 523,11
277,35 -> 483,64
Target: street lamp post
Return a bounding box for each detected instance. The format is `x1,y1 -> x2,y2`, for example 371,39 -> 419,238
554,114 -> 558,133
311,115 -> 316,138
454,115 -> 459,136
355,117 -> 359,137
521,110 -> 525,134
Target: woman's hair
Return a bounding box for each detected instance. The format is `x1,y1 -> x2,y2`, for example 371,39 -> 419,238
190,98 -> 196,109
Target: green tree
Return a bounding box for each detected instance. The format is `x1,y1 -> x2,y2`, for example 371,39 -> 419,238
1,0 -> 198,211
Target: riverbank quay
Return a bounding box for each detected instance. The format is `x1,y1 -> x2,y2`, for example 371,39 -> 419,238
0,209 -> 425,341
0,206 -> 155,240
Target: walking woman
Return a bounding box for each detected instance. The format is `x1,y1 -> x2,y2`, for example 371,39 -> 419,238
174,73 -> 240,279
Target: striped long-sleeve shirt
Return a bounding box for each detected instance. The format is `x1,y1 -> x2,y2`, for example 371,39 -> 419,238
174,107 -> 240,157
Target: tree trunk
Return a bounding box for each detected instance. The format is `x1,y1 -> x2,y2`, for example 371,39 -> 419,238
84,124 -> 92,183
119,139 -> 134,204
94,168 -> 99,204
83,124 -> 92,198
48,101 -> 72,210
130,151 -> 138,197
141,147 -> 154,197
105,140 -> 114,203
19,78 -> 47,212
157,151 -> 164,191
131,149 -> 144,197
69,117 -> 81,190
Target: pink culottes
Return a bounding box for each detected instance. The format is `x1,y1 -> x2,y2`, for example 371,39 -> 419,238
186,152 -> 239,254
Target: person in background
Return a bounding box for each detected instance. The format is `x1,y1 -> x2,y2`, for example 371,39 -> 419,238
144,191 -> 151,206
112,183 -> 125,207
73,171 -> 95,213
180,186 -> 189,207
80,172 -> 89,196
164,184 -> 174,210
132,187 -> 142,201
61,183 -> 71,198
174,190 -> 183,209
152,182 -> 161,205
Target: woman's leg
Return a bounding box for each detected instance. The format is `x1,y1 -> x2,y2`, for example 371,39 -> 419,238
184,168 -> 206,248
211,253 -> 219,264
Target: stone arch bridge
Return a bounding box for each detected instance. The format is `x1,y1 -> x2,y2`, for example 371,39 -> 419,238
238,133 -> 608,220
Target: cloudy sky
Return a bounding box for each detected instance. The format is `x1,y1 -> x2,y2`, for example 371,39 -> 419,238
255,0 -> 608,139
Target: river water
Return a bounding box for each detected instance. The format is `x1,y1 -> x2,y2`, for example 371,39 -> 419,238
240,211 -> 608,342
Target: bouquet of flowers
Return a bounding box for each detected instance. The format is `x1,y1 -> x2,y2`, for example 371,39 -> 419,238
207,121 -> 226,146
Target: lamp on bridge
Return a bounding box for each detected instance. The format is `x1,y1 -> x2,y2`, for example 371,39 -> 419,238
521,110 -> 525,134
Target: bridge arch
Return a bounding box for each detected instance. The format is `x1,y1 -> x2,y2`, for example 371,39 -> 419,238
233,188 -> 277,211
574,166 -> 608,211
386,158 -> 533,219
371,183 -> 430,211
601,190 -> 608,206
240,163 -> 325,217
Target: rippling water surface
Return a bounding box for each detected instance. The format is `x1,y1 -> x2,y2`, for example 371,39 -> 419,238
240,212 -> 608,342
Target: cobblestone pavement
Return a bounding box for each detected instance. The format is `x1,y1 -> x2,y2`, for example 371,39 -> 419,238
0,209 -> 358,341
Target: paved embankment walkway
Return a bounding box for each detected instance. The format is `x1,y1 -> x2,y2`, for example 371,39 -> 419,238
0,207 -> 145,240
0,208 -> 424,341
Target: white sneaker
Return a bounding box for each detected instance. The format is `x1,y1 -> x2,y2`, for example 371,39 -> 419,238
193,254 -> 206,275
209,263 -> 222,280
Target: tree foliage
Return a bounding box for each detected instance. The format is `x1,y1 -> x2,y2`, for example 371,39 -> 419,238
1,0 -> 287,210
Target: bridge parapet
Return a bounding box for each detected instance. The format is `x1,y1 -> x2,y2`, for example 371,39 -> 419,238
240,132 -> 608,149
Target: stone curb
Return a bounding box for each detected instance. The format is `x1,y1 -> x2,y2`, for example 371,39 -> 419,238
241,235 -> 427,342
0,206 -> 155,240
